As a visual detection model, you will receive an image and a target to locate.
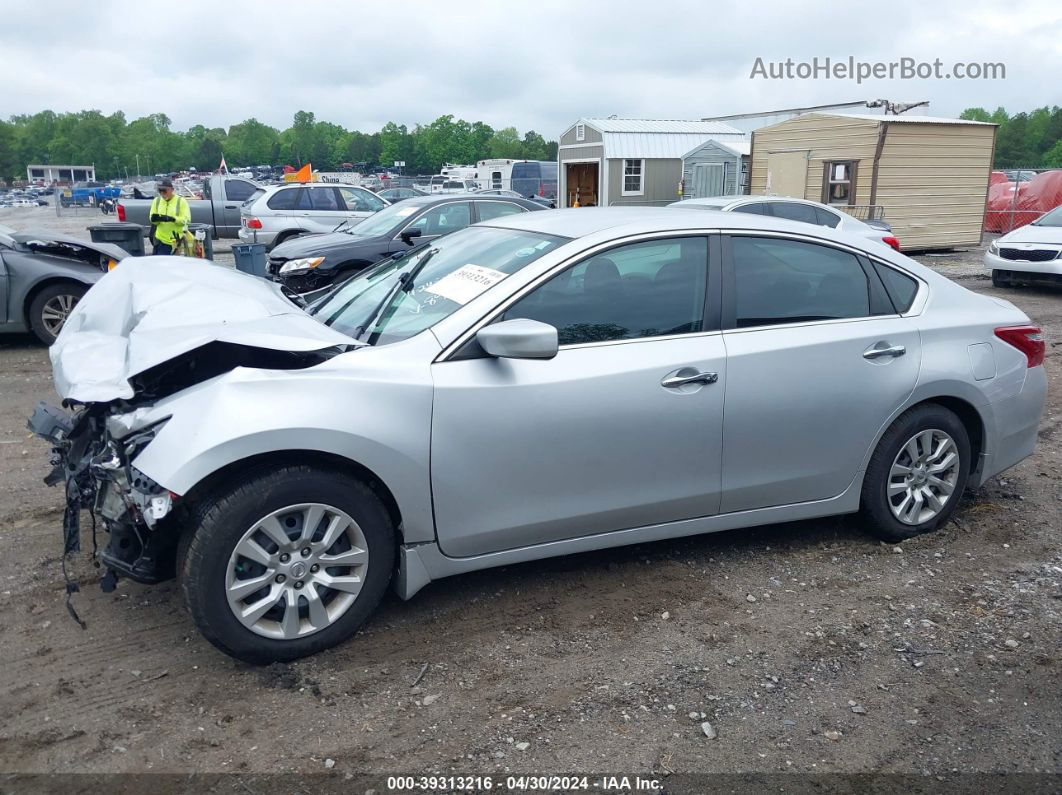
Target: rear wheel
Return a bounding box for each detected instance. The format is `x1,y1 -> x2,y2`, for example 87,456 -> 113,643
180,465 -> 395,663
28,282 -> 87,345
860,405 -> 971,542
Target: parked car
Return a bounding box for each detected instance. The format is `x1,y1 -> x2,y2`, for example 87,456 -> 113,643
269,194 -> 544,294
238,183 -> 389,250
377,187 -> 428,203
477,188 -> 556,208
33,207 -> 1045,662
117,175 -> 260,239
0,224 -> 129,344
985,205 -> 1062,287
672,196 -> 901,250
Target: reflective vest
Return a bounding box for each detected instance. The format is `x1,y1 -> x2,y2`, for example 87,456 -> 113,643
150,194 -> 190,245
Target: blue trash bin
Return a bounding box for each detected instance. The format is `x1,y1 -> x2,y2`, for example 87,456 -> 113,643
232,243 -> 268,278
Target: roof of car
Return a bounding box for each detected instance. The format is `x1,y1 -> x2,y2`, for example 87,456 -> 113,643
384,193 -> 541,208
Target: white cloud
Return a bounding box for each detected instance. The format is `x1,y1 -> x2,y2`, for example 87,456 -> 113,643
0,0 -> 1059,137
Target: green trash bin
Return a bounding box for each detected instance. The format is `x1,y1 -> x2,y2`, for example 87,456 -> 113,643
232,243 -> 269,278
187,223 -> 214,261
87,222 -> 146,257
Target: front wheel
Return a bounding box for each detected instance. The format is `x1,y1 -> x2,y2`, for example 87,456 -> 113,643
991,270 -> 1010,288
28,282 -> 87,345
860,405 -> 971,542
180,465 -> 395,663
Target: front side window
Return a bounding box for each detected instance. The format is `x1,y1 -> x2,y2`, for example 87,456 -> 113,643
338,187 -> 385,213
406,202 -> 471,236
476,201 -> 526,221
311,226 -> 564,345
504,237 -> 709,346
622,159 -> 644,196
822,161 -> 857,205
731,236 -> 873,328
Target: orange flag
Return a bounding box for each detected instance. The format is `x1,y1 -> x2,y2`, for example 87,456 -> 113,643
293,163 -> 312,182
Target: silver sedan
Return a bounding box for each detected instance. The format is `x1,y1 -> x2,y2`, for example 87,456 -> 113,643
37,207 -> 1046,662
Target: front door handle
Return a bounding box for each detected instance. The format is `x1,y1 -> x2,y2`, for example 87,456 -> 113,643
863,343 -> 906,360
662,370 -> 718,388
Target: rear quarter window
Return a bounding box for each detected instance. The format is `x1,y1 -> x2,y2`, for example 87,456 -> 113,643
872,261 -> 919,312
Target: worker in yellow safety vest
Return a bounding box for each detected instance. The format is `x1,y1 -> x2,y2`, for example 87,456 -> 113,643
149,179 -> 191,255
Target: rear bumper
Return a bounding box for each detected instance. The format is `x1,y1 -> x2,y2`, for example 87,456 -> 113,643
975,365 -> 1048,486
238,226 -> 278,246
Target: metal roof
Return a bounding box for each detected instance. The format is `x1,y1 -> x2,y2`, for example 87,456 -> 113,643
809,113 -> 994,126
582,118 -> 743,134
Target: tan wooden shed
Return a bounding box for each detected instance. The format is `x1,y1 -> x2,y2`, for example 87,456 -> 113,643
749,113 -> 997,250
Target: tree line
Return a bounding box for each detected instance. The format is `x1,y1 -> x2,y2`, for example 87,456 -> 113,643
0,110 -> 559,182
959,105 -> 1062,168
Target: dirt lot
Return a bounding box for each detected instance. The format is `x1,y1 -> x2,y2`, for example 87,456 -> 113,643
0,208 -> 1059,784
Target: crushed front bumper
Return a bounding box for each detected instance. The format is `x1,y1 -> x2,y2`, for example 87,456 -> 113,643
28,401 -> 182,585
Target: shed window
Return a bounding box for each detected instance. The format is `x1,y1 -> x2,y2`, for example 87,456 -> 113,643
622,159 -> 644,196
822,161 -> 857,205
575,123 -> 585,142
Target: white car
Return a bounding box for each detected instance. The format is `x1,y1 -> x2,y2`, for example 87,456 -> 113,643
238,183 -> 389,249
672,196 -> 900,251
985,206 -> 1062,287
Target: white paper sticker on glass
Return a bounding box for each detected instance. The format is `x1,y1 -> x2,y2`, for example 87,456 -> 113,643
424,264 -> 507,305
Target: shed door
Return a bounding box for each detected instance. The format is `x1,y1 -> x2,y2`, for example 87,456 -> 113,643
693,163 -> 724,198
766,151 -> 809,198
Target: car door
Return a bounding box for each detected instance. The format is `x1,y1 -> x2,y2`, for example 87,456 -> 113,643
294,186 -> 347,234
718,233 -> 921,513
398,201 -> 472,245
430,235 -> 725,557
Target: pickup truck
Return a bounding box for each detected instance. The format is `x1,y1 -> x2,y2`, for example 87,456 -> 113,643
116,175 -> 260,239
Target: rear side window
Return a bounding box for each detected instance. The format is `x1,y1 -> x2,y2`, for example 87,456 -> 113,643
731,202 -> 768,215
267,189 -> 299,210
730,236 -> 871,328
872,261 -> 919,312
225,180 -> 257,202
813,207 -> 841,228
476,201 -> 526,221
770,202 -> 819,225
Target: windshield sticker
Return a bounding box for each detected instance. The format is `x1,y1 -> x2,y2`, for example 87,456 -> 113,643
424,264 -> 507,305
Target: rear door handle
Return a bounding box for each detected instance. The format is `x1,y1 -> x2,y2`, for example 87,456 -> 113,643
662,370 -> 718,388
863,343 -> 906,360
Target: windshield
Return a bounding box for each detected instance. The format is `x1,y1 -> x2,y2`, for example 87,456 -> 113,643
344,202 -> 423,237
1032,206 -> 1062,227
310,225 -> 565,345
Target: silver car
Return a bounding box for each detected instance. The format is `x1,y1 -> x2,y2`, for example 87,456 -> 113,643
238,183 -> 389,249
672,195 -> 901,251
35,208 -> 1046,663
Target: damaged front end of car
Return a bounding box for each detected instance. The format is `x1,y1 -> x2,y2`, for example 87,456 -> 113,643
28,401 -> 180,586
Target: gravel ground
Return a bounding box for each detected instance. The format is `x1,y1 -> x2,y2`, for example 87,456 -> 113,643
0,206 -> 1058,783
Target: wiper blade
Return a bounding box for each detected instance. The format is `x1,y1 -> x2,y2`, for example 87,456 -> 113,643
353,248 -> 437,343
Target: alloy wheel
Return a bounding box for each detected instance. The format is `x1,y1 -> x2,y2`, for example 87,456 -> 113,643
225,503 -> 369,640
887,429 -> 960,525
41,294 -> 78,336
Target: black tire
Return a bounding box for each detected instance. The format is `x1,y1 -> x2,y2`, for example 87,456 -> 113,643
28,282 -> 87,346
180,465 -> 395,663
860,404 -> 971,542
991,270 -> 1010,288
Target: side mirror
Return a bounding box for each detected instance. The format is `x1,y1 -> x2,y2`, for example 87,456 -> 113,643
400,227 -> 422,245
476,319 -> 558,360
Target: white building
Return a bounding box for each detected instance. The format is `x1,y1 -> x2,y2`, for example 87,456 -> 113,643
26,164 -> 96,184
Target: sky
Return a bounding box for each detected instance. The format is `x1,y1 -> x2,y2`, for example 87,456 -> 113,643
1,0 -> 1060,137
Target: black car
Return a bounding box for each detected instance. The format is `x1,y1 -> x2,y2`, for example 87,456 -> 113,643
377,186 -> 428,203
269,194 -> 545,293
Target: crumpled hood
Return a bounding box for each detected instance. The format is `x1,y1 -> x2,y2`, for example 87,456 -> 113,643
15,230 -> 130,261
270,231 -> 373,259
51,256 -> 360,403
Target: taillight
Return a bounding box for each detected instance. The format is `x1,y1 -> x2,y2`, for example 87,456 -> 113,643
116,203 -> 126,221
882,236 -> 901,251
995,325 -> 1045,368
246,218 -> 262,229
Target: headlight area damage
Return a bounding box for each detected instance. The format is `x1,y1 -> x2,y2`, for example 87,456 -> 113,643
28,257 -> 359,590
